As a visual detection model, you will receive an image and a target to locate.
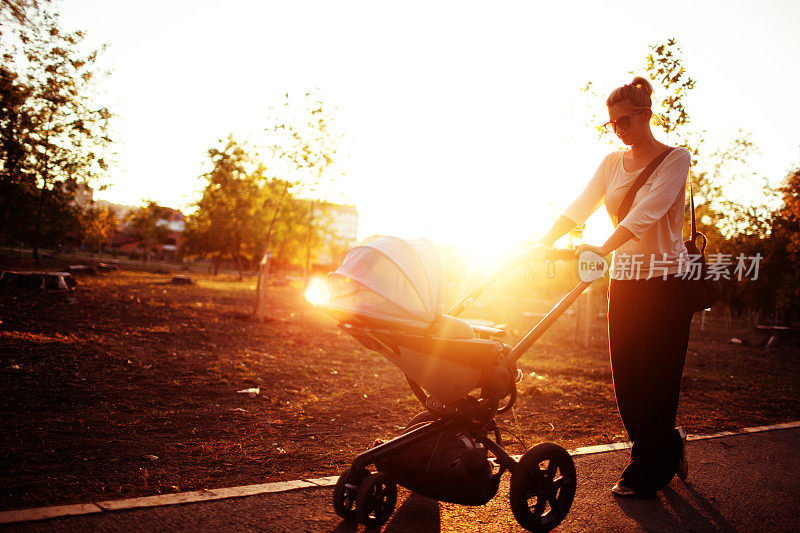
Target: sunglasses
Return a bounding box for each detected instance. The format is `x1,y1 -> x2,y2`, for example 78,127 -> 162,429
601,109 -> 645,133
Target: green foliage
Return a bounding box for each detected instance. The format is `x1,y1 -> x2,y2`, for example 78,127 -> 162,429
81,205 -> 117,254
184,136 -> 266,272
183,136 -> 317,273
691,133 -> 776,241
126,200 -> 170,261
642,41 -> 774,243
0,46 -> 36,245
768,168 -> 800,310
268,90 -> 340,198
0,0 -> 46,27
186,92 -> 347,277
265,90 -> 343,282
643,38 -> 707,175
646,40 -> 696,136
0,8 -> 112,259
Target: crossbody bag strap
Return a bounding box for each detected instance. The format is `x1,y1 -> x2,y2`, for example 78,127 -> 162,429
690,180 -> 696,237
617,147 -> 674,223
688,178 -> 708,254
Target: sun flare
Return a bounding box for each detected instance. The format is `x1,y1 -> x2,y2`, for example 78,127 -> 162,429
304,277 -> 331,306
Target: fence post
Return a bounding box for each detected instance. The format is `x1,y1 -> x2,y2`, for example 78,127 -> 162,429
583,288 -> 593,347
255,252 -> 271,321
574,289 -> 593,348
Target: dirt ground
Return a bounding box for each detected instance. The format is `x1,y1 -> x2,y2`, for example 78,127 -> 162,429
1,262 -> 799,512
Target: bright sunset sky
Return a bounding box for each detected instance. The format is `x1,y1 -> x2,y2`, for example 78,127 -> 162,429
57,0 -> 799,265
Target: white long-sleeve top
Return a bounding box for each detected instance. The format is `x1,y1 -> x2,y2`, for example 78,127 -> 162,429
563,147 -> 691,280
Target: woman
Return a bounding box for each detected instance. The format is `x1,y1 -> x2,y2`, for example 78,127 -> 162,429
531,77 -> 693,498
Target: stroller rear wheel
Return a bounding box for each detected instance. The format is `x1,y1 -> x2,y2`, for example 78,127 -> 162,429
355,472 -> 397,528
332,467 -> 366,521
510,443 -> 576,532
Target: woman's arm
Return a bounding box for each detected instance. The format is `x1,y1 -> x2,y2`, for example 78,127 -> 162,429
576,225 -> 636,257
539,215 -> 580,247
517,215 -> 579,263
516,215 -> 578,263
523,155 -> 611,260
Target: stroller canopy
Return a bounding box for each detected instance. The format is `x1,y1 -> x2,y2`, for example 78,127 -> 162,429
327,236 -> 445,327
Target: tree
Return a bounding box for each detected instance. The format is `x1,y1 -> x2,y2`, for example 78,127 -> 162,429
0,43 -> 36,246
184,136 -> 267,277
127,201 -> 170,264
185,91 -> 345,302
645,39 -> 698,154
769,168 -> 800,311
0,0 -> 46,27
81,205 -> 117,256
0,10 -> 112,262
184,135 -> 331,278
259,175 -> 294,261
641,40 -> 778,243
266,90 -> 341,287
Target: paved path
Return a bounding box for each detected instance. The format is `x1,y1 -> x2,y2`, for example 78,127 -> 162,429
4,426 -> 799,532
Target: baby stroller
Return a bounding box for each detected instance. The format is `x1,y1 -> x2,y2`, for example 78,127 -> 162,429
321,236 -> 595,531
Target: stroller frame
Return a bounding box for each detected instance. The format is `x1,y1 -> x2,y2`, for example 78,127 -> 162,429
331,249 -> 592,532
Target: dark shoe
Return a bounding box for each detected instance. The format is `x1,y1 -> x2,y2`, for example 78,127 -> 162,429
612,481 -> 658,499
611,482 -> 637,497
676,427 -> 688,481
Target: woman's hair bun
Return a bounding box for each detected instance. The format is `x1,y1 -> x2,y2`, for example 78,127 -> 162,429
629,76 -> 654,96
607,76 -> 654,109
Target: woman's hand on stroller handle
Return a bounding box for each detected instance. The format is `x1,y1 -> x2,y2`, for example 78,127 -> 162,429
517,244 -> 577,264
516,244 -> 547,264
573,243 -> 609,258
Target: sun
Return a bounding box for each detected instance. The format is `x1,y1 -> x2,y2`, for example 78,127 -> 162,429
304,277 -> 331,306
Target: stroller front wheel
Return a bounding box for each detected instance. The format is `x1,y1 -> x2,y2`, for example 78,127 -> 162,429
355,472 -> 397,528
332,467 -> 367,521
510,443 -> 576,532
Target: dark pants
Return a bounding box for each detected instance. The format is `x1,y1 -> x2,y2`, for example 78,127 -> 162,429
607,275 -> 693,496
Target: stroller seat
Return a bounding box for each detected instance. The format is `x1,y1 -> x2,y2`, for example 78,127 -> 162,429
430,314 -> 474,339
323,237 -> 509,405
333,315 -> 503,405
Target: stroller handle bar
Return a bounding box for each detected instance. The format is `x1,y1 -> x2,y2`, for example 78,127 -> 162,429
446,248 -> 577,318
545,248 -> 578,262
